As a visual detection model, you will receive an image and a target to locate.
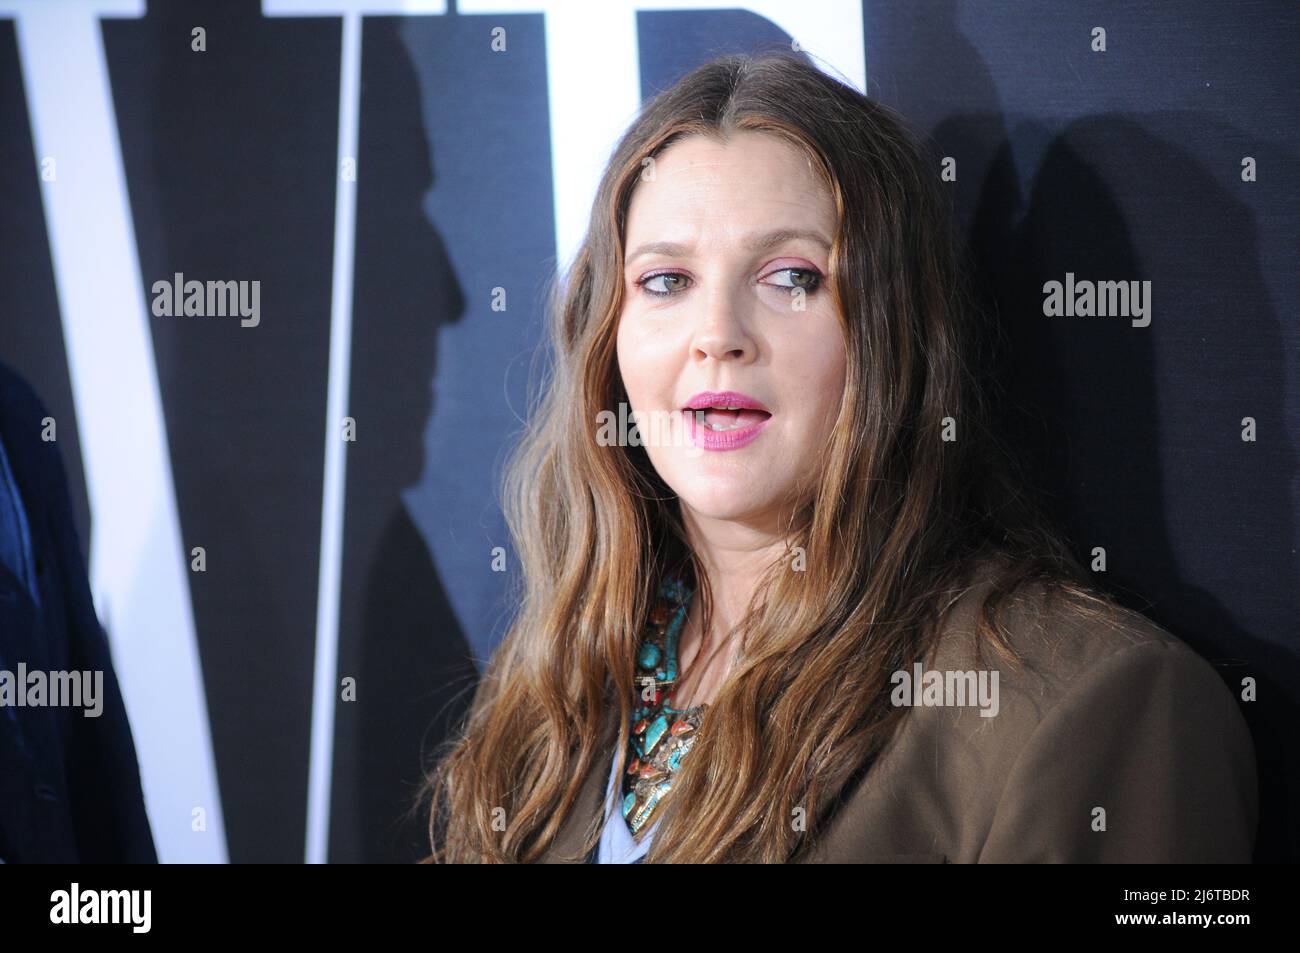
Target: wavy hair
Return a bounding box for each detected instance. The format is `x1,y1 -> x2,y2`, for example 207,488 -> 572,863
421,51 -> 1115,863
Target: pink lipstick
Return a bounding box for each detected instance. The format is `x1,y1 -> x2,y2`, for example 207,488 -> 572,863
682,390 -> 772,452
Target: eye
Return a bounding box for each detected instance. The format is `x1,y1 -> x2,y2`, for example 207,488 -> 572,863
636,271 -> 692,297
761,267 -> 823,293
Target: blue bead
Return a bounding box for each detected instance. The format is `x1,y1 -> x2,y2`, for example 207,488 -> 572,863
643,714 -> 670,756
637,643 -> 660,669
664,604 -> 686,641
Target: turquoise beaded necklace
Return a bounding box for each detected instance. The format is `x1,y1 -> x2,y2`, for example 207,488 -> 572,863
621,575 -> 707,837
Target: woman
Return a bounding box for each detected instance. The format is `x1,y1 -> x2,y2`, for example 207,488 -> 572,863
422,52 -> 1256,863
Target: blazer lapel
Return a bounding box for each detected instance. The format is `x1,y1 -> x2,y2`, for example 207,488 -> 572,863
542,715 -> 618,863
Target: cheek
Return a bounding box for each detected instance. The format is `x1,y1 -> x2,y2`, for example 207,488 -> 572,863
814,362 -> 847,438
818,346 -> 848,415
616,315 -> 675,407
614,317 -> 645,402
781,321 -> 848,426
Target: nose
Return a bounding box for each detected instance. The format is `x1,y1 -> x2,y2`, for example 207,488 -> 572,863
690,284 -> 758,365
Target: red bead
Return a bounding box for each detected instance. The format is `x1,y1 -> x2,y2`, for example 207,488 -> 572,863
626,757 -> 640,775
633,719 -> 647,735
670,720 -> 693,736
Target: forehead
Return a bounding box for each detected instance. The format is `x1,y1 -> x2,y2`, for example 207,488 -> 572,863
625,130 -> 835,238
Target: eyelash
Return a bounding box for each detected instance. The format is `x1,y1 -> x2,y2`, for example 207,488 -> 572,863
635,268 -> 823,298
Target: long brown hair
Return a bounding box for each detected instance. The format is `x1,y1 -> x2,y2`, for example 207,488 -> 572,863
422,51 -> 1115,863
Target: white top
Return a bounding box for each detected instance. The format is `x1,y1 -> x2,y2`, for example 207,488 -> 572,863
595,751 -> 658,863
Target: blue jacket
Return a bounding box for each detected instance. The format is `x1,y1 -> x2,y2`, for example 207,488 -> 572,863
0,362 -> 156,862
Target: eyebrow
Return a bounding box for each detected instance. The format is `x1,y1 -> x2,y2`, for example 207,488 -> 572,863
625,227 -> 833,265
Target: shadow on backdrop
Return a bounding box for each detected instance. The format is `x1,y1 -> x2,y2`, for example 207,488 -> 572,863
332,16 -> 479,864
935,103 -> 1296,864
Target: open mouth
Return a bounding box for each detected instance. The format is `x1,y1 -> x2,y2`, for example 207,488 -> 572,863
681,391 -> 773,450
690,406 -> 772,432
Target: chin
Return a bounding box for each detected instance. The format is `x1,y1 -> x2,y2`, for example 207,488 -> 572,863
675,484 -> 781,524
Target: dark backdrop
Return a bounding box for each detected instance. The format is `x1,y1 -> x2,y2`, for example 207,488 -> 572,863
0,0 -> 1295,862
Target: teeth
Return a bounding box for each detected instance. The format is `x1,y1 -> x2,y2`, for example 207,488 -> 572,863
686,405 -> 765,431
692,405 -> 750,431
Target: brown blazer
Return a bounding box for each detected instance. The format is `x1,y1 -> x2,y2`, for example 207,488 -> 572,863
540,571 -> 1258,863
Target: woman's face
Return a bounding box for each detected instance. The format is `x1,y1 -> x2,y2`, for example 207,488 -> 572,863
615,130 -> 847,529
